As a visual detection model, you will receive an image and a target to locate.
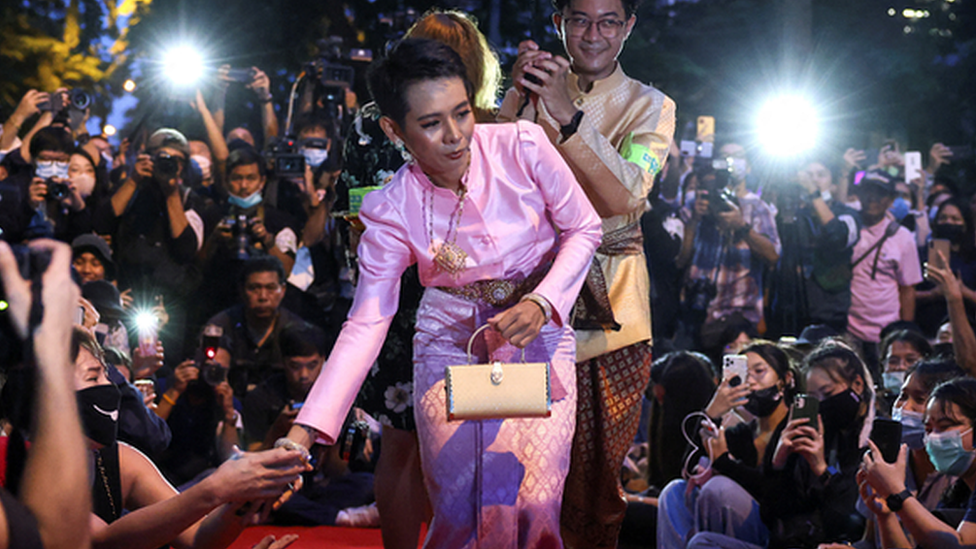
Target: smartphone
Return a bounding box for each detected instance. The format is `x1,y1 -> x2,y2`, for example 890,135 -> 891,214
74,305 -> 85,325
904,151 -> 923,183
680,140 -> 697,157
871,418 -> 903,463
696,116 -> 715,144
928,238 -> 951,270
226,68 -> 255,83
290,402 -> 304,411
790,394 -> 820,427
722,354 -> 748,388
133,379 -> 155,399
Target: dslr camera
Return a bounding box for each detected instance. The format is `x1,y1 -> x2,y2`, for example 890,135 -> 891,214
222,214 -> 254,260
696,168 -> 737,216
45,179 -> 72,201
153,152 -> 183,181
264,137 -> 305,179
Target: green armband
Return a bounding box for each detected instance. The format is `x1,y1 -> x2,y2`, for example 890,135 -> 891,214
348,186 -> 383,215
620,132 -> 661,176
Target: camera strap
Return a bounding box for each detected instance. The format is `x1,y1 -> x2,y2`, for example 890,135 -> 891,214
851,220 -> 899,280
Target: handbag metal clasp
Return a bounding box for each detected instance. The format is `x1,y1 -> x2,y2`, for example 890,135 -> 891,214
490,362 -> 504,385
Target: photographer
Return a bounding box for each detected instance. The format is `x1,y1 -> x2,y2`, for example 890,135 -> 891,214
18,126 -> 93,242
213,65 -> 279,149
199,146 -> 298,318
768,159 -> 861,337
676,150 -> 780,343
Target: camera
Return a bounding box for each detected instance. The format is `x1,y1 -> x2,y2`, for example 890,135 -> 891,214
339,418 -> 370,464
46,179 -> 72,201
201,360 -> 228,386
153,152 -> 183,181
264,137 -> 305,179
304,37 -> 373,134
223,214 -> 253,260
225,68 -> 257,84
696,168 -> 736,216
37,88 -> 90,113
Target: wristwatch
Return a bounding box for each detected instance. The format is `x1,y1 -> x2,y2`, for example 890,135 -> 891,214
560,110 -> 584,140
886,489 -> 913,512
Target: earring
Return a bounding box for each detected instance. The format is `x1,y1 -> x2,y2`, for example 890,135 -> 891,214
393,139 -> 414,165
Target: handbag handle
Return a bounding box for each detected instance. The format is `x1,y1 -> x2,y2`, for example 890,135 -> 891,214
466,324 -> 527,364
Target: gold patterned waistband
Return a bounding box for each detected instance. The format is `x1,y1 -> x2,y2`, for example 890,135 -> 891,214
437,263 -> 549,309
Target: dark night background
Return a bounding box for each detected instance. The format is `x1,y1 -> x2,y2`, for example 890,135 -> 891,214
2,0 -> 974,184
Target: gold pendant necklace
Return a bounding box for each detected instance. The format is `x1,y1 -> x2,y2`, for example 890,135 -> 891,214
426,181 -> 468,277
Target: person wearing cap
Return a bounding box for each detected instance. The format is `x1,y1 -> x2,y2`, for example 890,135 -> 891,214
72,233 -> 116,284
92,128 -> 208,359
847,169 -> 923,375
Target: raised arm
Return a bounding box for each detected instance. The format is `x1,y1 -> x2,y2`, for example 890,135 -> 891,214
0,240 -> 90,549
248,68 -> 279,141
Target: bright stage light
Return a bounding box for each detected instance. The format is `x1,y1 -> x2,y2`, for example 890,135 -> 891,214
103,124 -> 117,137
756,95 -> 818,158
123,79 -> 136,92
162,45 -> 205,87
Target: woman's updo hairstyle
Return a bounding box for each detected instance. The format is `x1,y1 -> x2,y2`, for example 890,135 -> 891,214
366,38 -> 474,127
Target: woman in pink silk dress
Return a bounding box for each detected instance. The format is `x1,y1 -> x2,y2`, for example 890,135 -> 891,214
284,39 -> 601,548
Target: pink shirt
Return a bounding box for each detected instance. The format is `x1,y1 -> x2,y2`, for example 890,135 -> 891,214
848,215 -> 922,342
296,121 -> 602,443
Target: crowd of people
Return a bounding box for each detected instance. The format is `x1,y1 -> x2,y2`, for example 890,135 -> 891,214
0,0 -> 975,548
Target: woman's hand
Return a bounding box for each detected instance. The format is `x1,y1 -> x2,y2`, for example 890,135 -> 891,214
704,377 -> 750,418
772,416 -> 822,470
927,252 -> 964,304
171,359 -> 199,394
706,425 -> 730,462
790,416 -> 827,476
487,300 -> 546,349
861,440 -> 909,500
857,467 -> 892,518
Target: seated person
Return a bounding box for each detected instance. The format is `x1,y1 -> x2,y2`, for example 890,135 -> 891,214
72,327 -> 307,549
243,323 -> 327,451
878,329 -> 933,413
860,376 -> 976,548
853,359 -> 965,548
657,342 -> 797,548
203,255 -> 314,399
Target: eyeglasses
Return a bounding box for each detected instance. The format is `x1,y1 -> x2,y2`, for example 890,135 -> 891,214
886,355 -> 921,368
563,16 -> 627,38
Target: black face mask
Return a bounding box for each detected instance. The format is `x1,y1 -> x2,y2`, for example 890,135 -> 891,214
818,389 -> 861,434
744,386 -> 783,417
77,384 -> 121,447
933,223 -> 966,244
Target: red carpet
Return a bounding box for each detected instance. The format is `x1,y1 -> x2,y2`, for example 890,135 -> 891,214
228,525 -> 426,549
228,526 -> 384,549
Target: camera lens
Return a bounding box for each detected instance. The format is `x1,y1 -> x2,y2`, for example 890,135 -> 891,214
46,179 -> 71,200
69,89 -> 91,111
153,153 -> 182,180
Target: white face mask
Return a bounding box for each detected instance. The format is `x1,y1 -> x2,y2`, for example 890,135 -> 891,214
301,147 -> 329,169
35,160 -> 69,180
72,173 -> 96,198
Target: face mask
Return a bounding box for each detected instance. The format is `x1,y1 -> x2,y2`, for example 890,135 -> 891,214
925,427 -> 976,476
191,154 -> 212,181
76,384 -> 121,447
228,190 -> 263,209
889,197 -> 910,221
72,173 -> 96,198
743,385 -> 783,417
35,160 -> 69,180
883,371 -> 906,394
819,389 -> 861,434
892,407 -> 926,450
101,152 -> 113,172
301,147 -> 329,169
934,223 -> 966,244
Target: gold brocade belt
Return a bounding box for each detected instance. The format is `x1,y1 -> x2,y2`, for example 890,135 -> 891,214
437,261 -> 550,309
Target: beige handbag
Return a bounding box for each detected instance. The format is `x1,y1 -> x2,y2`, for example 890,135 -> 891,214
445,325 -> 551,421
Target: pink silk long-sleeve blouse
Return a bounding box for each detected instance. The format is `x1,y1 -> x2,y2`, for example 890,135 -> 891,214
296,120 -> 602,444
